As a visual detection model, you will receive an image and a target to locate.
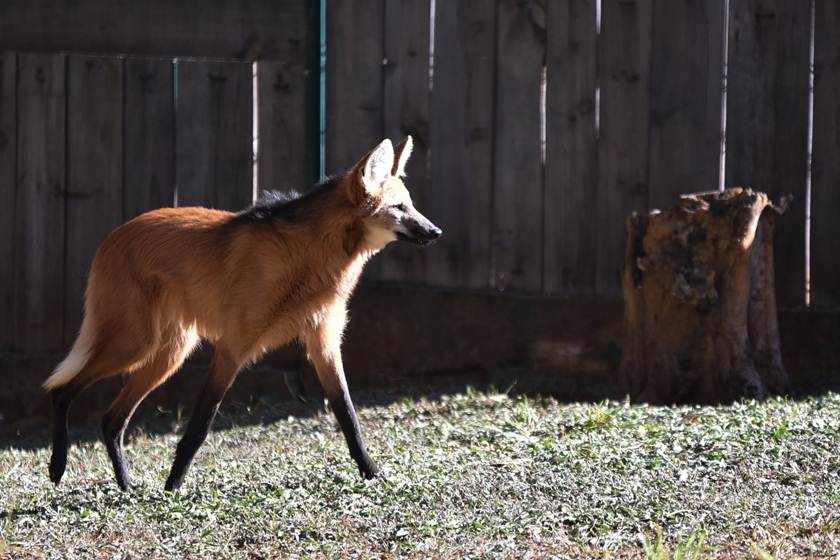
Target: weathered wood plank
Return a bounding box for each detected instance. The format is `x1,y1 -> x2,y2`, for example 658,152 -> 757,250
427,0 -> 496,289
812,0 -> 840,307
597,0 -> 653,296
0,53 -> 16,351
648,0 -> 725,209
256,60 -> 307,194
492,0 -> 546,292
0,1 -> 307,61
15,54 -> 66,353
325,0 -> 385,280
544,0 -> 597,295
380,0 -> 431,283
175,60 -> 253,210
726,0 -> 810,307
65,55 -> 124,345
325,0 -> 385,174
124,57 -> 175,218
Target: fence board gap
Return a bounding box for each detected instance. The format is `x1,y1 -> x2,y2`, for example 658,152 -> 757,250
175,60 -> 253,210
492,0 -> 546,292
15,53 -> 66,353
124,57 -> 175,218
64,55 -> 125,345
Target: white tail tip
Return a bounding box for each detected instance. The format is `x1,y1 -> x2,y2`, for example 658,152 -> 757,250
42,315 -> 95,391
42,349 -> 89,391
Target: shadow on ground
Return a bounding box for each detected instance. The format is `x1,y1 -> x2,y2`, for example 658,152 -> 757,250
3,356 -> 838,454
0,363 -> 626,452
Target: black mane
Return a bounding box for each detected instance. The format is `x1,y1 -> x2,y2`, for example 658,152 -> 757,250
230,175 -> 344,226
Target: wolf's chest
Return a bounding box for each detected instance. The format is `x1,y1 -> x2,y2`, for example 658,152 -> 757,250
266,252 -> 369,321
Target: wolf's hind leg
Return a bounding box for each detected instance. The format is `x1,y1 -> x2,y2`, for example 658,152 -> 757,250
164,348 -> 240,491
48,381 -> 89,484
102,329 -> 197,491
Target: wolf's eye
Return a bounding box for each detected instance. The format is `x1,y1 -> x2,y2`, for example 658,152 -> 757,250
392,203 -> 407,212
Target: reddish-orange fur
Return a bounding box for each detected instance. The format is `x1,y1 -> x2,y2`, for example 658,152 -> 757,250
45,137 -> 441,490
82,199 -> 374,378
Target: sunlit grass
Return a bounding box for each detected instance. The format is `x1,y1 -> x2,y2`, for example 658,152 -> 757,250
1,390 -> 839,558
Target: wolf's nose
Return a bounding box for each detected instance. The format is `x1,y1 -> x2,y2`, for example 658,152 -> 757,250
428,226 -> 442,239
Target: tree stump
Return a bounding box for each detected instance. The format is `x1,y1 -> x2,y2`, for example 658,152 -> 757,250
620,188 -> 792,404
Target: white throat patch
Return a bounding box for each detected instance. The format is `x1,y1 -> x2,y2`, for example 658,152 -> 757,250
364,224 -> 397,250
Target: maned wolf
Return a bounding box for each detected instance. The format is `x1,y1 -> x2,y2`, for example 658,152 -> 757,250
43,137 -> 441,491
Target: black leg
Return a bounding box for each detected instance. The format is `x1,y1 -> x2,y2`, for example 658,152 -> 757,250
48,383 -> 83,485
163,387 -> 224,491
102,412 -> 133,491
326,391 -> 379,479
164,352 -> 238,491
305,315 -> 379,480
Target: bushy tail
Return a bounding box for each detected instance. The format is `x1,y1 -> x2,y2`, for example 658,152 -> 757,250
42,312 -> 96,391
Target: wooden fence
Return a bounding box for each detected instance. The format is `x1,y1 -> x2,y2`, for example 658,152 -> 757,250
328,0 -> 838,309
2,0 -> 839,361
0,1 -> 311,357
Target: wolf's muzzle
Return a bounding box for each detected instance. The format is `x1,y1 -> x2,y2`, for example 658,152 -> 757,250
397,225 -> 442,246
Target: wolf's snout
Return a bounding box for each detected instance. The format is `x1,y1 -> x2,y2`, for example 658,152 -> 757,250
397,221 -> 442,245
422,225 -> 443,240
412,223 -> 442,244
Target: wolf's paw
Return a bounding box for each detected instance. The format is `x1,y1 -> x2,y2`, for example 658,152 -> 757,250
49,456 -> 66,485
360,461 -> 382,481
115,473 -> 135,492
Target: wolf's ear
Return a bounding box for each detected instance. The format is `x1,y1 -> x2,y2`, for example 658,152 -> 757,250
359,139 -> 394,194
392,135 -> 413,177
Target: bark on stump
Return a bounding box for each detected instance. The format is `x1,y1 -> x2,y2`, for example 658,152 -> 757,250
620,188 -> 792,404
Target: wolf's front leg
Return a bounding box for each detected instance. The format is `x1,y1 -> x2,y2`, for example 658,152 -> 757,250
305,306 -> 379,479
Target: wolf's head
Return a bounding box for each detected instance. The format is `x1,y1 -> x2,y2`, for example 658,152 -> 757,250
348,137 -> 442,248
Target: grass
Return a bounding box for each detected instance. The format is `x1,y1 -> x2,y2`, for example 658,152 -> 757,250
1,387 -> 839,558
